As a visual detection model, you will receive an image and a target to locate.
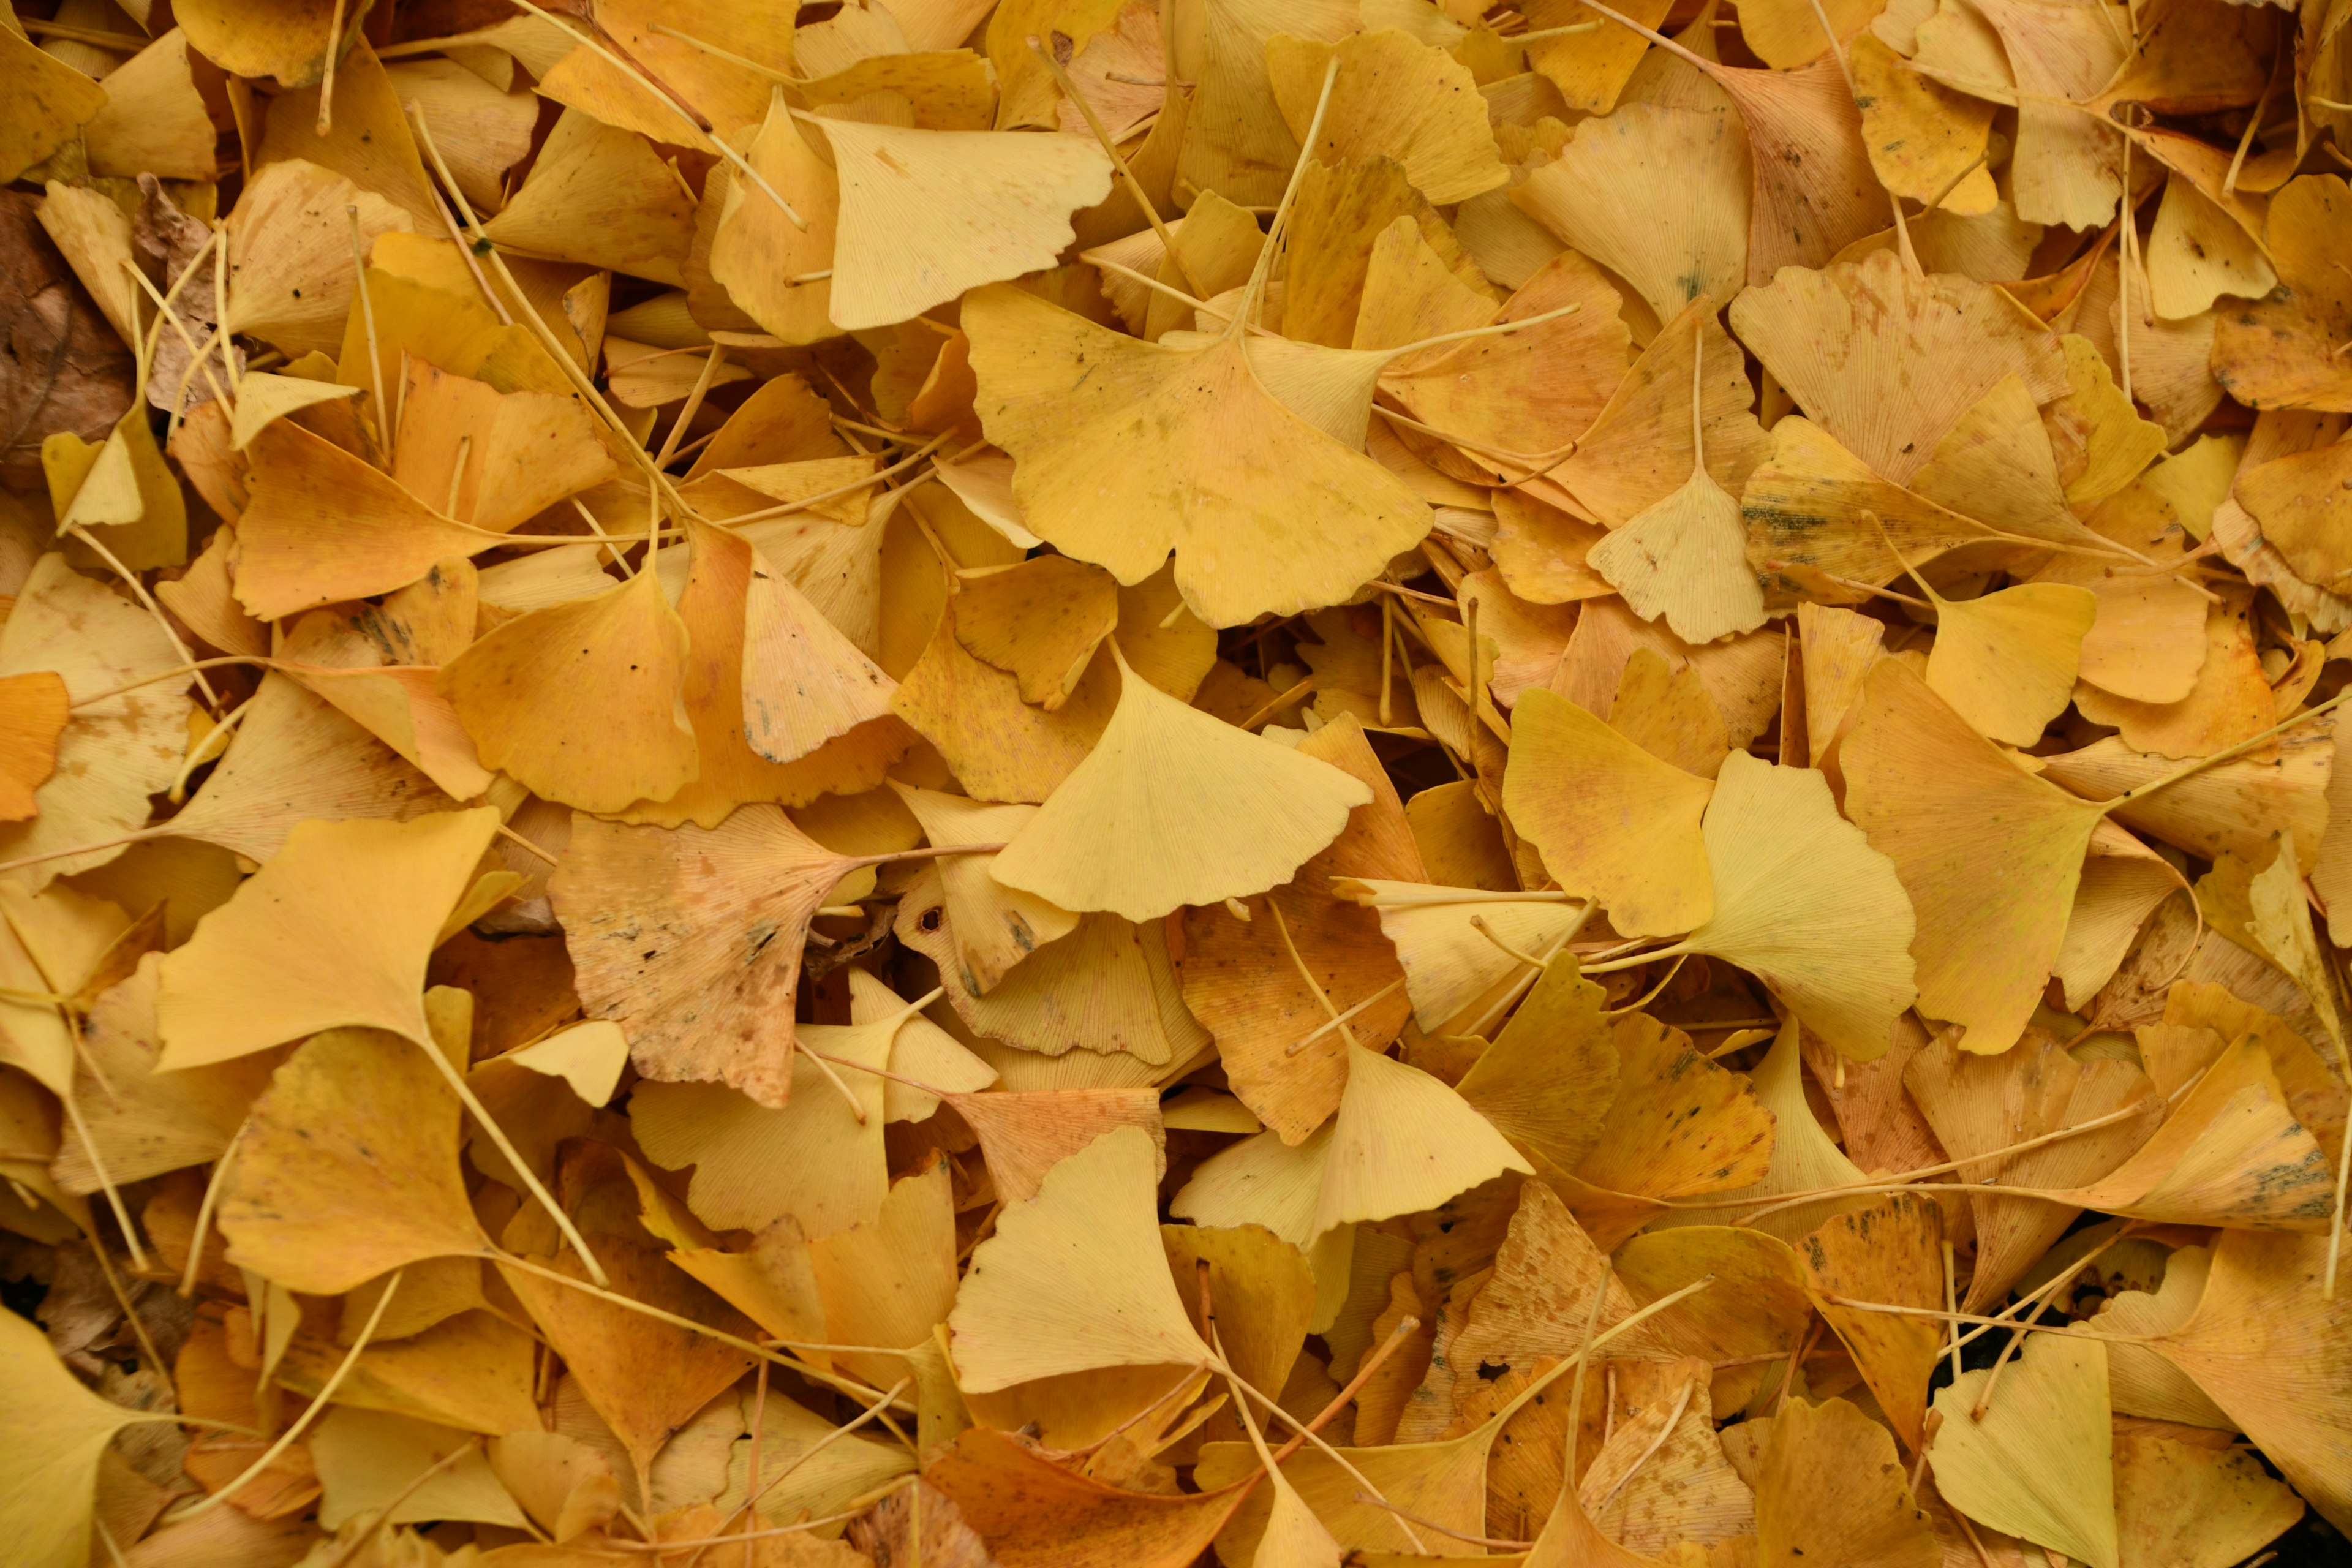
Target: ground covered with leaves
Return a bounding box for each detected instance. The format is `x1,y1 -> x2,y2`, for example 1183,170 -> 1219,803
0,0 -> 2349,1564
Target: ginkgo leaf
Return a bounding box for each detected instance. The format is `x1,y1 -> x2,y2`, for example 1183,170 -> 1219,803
951,1087 -> 1166,1204
0,25 -> 107,184
889,783 -> 1077,997
1668,752 -> 1918,1059
0,1305 -> 182,1568
707,96 -> 839,345
1338,881 -> 1588,1034
2143,1230 -> 2352,1533
1799,1194 -> 1945,1451
630,1003 -> 893,1237
224,159 -> 415,358
551,806 -> 888,1109
480,110 -> 696,286
219,1025 -> 490,1295
1729,249 -> 2067,487
821,120 -> 1112,331
52,953 -> 282,1194
1555,1012 -> 1776,1251
1558,298 -> 1772,531
0,556 -> 192,888
925,1427 -> 1257,1568
227,371 -> 364,450
2111,1427 -> 2305,1568
949,1125 -> 1211,1392
157,809 -> 499,1070
389,361 -> 616,535
440,566 -> 698,814
0,671 -> 67,822
964,281 -> 1433,627
1755,1398 -> 1940,1568
1657,1018 -> 1871,1244
989,646 -> 1371,922
741,552 -> 899,767
1904,1030 -> 2161,1309
1413,1181 -> 1670,1433
2038,1035 -> 2335,1231
1503,688 -> 1714,937
1177,714 -> 1423,1139
164,675 -> 456,864
2208,174 -> 2352,413
952,554 -> 1121,710
233,419 -> 488,620
1841,658 -> 2105,1055
1316,1044 -> 1532,1237
1264,29 -> 1507,205
1893,568 -> 2099,750
1929,1335 -> 2118,1568
498,1237 -> 755,1484
1454,955 -> 1618,1172
1513,104 -> 1750,331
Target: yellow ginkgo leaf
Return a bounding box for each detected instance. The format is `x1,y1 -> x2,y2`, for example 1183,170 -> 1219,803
0,671 -> 67,823
0,557 -> 190,888
630,998 -> 899,1238
1903,1029 -> 2160,1310
177,0 -> 364,86
551,806 -> 886,1109
950,1087 -> 1167,1204
897,867 -> 1209,1066
2143,1230 -> 2352,1534
163,675 -> 456,865
965,279 -> 1432,628
83,30 -> 216,182
741,552 -> 899,767
707,94 -> 839,346
1589,325 -> 1769,644
440,566 -> 698,814
157,809 -> 500,1071
2111,1427 -> 2305,1568
1798,1194 -> 1945,1452
949,1125 -> 1210,1393
1453,954 -> 1618,1173
1504,687 -> 1714,937
1754,1398 -> 1940,1568
1314,1044 -> 1532,1237
1558,298 -> 1772,532
1928,1335 -> 2117,1568
1336,880 -> 1588,1035
233,420 -> 488,620
389,362 -> 616,535
888,783 -> 1077,996
53,954 -> 282,1194
1670,752 -> 1917,1060
0,1305 -> 183,1568
1264,29 -> 1507,205
219,1025 -> 491,1295
952,554 -> 1121,710
224,159 -> 416,359
0,25 -> 107,184
989,647 -> 1371,923
1512,103 -> 1750,331
820,119 -> 1112,331
2037,1035 -> 2336,1231
1879,554 -> 2098,750
480,110 -> 697,286
1841,659 -> 2105,1056
227,371 -> 364,450
1728,249 -> 2067,488
1657,1018 -> 1871,1245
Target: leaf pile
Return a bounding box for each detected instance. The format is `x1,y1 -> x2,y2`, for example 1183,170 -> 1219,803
2,0 -> 2350,1565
